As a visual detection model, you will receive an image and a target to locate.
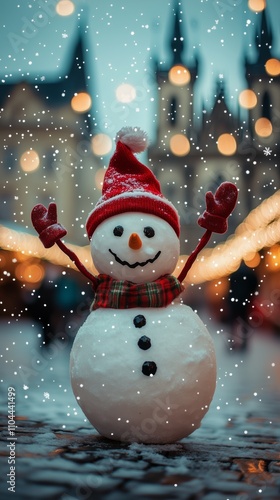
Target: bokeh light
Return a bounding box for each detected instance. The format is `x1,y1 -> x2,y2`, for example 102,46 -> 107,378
170,134 -> 190,156
71,92 -> 92,113
20,150 -> 40,172
217,134 -> 237,156
56,0 -> 75,16
265,245 -> 280,272
91,134 -> 113,156
244,252 -> 261,268
115,83 -> 137,103
255,117 -> 272,137
15,261 -> 45,284
248,0 -> 266,12
265,58 -> 280,77
168,65 -> 191,86
238,89 -> 257,109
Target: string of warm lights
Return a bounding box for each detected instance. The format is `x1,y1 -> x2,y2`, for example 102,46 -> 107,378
1,190 -> 279,285
235,190 -> 280,235
0,225 -> 96,278
182,215 -> 280,284
180,190 -> 280,283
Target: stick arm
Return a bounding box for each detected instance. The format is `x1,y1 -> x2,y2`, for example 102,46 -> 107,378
56,240 -> 98,288
177,182 -> 238,283
31,202 -> 98,289
177,229 -> 212,283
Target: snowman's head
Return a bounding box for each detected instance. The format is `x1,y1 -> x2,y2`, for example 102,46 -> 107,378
90,212 -> 180,283
86,127 -> 181,282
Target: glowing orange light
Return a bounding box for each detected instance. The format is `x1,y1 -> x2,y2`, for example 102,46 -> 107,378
91,134 -> 112,156
248,0 -> 266,12
170,134 -> 190,156
265,245 -> 280,271
20,150 -> 40,172
238,89 -> 257,109
265,58 -> 280,77
244,252 -> 261,268
56,0 -> 75,16
115,83 -> 136,103
15,262 -> 45,283
255,117 -> 272,137
217,134 -> 237,156
168,65 -> 191,86
206,278 -> 229,303
71,92 -> 92,113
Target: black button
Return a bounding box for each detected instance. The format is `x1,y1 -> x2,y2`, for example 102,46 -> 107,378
142,361 -> 157,376
133,315 -> 146,328
138,335 -> 151,350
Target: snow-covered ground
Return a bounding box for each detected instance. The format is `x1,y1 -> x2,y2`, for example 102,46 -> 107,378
1,315 -> 280,500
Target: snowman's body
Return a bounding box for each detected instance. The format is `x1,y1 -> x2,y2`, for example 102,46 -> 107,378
70,303 -> 216,443
70,212 -> 217,443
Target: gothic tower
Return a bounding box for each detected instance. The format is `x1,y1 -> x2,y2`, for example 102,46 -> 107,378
154,3 -> 198,146
245,8 -> 280,145
149,4 -> 241,252
244,8 -> 280,207
0,25 -> 101,244
149,3 -> 199,253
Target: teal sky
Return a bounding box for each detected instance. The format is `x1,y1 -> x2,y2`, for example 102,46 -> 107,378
0,0 -> 280,141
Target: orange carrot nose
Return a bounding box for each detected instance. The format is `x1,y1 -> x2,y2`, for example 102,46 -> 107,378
129,233 -> 142,250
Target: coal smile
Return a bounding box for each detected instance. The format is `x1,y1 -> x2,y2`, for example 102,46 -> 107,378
109,249 -> 161,269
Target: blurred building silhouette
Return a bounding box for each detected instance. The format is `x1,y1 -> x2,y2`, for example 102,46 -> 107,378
0,25 -> 102,245
148,5 -> 280,253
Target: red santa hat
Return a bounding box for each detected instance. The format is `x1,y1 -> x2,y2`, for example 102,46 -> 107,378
86,127 -> 180,239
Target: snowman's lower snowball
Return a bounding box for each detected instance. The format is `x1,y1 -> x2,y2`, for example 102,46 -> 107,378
70,303 -> 216,444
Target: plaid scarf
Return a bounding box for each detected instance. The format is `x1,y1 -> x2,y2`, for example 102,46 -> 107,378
91,274 -> 184,310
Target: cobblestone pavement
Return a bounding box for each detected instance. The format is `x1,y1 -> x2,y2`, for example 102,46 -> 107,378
0,316 -> 280,500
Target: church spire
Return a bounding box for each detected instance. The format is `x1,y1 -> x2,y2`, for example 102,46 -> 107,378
170,3 -> 185,65
255,8 -> 273,64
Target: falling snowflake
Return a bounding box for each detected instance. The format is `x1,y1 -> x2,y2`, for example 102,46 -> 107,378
263,147 -> 272,156
44,392 -> 50,399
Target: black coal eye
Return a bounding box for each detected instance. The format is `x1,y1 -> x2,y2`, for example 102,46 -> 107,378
113,226 -> 124,237
144,226 -> 155,238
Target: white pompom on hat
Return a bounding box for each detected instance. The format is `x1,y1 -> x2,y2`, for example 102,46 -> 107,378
86,127 -> 180,238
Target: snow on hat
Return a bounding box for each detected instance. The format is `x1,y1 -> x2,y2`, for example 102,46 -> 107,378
86,126 -> 180,239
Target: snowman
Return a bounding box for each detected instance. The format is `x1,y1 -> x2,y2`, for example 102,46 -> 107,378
31,127 -> 237,443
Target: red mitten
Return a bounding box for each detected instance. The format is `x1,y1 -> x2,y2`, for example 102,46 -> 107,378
198,182 -> 238,234
31,203 -> 67,248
